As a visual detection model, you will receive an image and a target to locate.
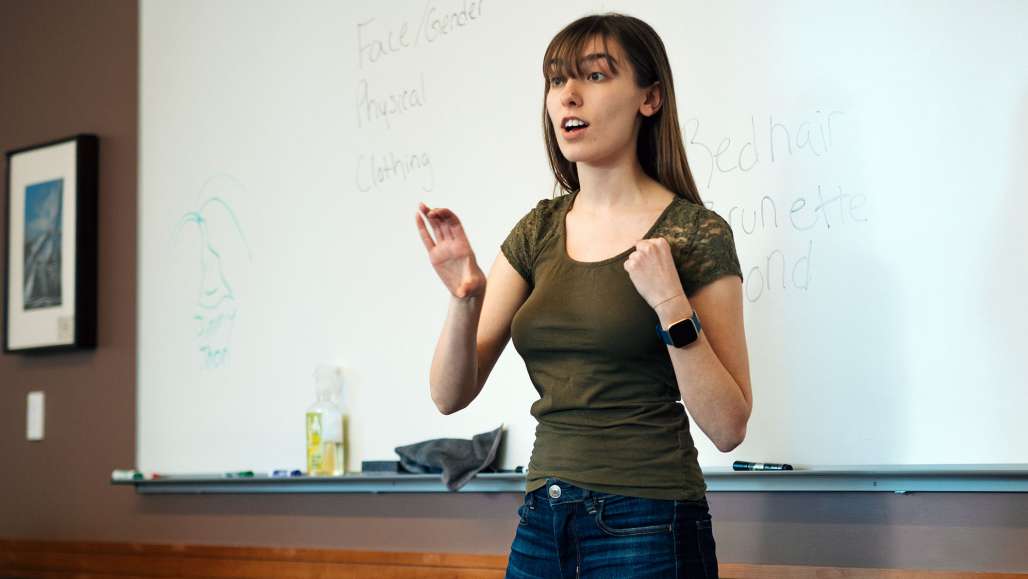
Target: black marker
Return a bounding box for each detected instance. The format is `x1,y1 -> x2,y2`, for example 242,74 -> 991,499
733,460 -> 793,471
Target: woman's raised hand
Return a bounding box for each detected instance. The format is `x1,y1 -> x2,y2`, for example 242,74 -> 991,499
416,202 -> 487,300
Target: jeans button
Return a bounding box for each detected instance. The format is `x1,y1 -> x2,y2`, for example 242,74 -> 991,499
548,484 -> 562,499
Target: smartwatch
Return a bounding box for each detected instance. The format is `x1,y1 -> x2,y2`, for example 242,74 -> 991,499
656,309 -> 702,348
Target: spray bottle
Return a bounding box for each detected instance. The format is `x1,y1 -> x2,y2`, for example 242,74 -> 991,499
305,365 -> 349,475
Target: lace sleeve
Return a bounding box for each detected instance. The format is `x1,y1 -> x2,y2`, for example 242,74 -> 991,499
500,202 -> 545,285
677,211 -> 744,296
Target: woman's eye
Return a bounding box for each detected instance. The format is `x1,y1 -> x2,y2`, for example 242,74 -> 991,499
588,71 -> 606,81
549,76 -> 565,87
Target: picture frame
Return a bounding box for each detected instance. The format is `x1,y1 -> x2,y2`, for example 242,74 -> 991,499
3,134 -> 98,353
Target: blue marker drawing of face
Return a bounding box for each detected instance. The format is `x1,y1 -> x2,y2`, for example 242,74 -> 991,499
175,179 -> 252,369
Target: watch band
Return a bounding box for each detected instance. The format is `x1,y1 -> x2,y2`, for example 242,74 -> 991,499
656,309 -> 702,347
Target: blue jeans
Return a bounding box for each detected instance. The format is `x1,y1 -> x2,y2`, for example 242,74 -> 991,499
506,478 -> 719,578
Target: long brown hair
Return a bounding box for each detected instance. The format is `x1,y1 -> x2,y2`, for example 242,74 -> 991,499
542,13 -> 702,205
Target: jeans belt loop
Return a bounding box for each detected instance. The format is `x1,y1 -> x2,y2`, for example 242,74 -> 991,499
585,494 -> 598,515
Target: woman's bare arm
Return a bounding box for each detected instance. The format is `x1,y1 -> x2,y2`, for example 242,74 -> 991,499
429,252 -> 529,414
656,276 -> 752,452
416,203 -> 529,414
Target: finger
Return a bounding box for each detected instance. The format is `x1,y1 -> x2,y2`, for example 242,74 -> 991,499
419,203 -> 436,226
654,237 -> 670,255
431,214 -> 451,241
432,208 -> 464,233
429,207 -> 455,219
439,209 -> 468,240
423,207 -> 451,240
441,210 -> 463,241
435,211 -> 457,240
419,202 -> 438,224
415,212 -> 436,251
422,208 -> 448,240
449,218 -> 467,240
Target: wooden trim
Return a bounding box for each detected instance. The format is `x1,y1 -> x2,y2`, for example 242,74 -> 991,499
718,564 -> 1027,579
1,539 -> 1024,578
0,540 -> 506,578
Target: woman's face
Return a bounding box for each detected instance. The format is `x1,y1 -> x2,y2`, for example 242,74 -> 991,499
545,36 -> 658,168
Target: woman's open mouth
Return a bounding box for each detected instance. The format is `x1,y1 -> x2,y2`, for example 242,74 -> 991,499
561,117 -> 590,138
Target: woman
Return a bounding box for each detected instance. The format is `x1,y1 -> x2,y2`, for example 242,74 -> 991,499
416,13 -> 752,578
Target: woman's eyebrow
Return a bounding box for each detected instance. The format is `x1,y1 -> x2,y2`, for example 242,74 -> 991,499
579,53 -> 618,67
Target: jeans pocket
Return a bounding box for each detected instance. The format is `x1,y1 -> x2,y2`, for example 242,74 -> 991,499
593,494 -> 674,537
517,493 -> 534,526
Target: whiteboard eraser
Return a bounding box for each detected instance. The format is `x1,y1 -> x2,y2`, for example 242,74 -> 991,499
27,391 -> 44,441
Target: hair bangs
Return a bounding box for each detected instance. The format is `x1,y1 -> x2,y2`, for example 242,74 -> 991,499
542,18 -> 618,83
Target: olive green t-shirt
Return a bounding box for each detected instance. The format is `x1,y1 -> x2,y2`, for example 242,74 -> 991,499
500,190 -> 743,501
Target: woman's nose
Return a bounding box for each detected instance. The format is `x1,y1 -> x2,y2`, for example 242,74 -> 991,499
560,79 -> 581,107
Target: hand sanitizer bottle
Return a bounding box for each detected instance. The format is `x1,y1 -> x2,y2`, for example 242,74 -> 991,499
306,365 -> 349,475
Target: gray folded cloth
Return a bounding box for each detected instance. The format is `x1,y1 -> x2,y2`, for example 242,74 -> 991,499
394,425 -> 504,491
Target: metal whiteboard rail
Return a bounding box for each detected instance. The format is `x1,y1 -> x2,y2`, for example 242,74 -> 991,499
112,465 -> 1028,495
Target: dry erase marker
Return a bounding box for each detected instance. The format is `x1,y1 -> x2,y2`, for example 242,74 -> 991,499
224,470 -> 255,478
733,460 -> 793,471
111,469 -> 141,481
272,469 -> 304,477
112,470 -> 161,480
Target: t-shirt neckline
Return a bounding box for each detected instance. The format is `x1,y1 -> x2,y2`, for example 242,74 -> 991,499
559,190 -> 678,267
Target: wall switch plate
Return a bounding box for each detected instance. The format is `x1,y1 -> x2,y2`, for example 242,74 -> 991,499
27,391 -> 44,441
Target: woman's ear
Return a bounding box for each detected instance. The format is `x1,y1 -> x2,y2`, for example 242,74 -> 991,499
640,81 -> 663,118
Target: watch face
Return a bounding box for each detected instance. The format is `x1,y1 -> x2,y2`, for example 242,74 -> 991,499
668,319 -> 699,346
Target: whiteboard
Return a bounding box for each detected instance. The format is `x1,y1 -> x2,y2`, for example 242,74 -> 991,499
139,0 -> 1028,474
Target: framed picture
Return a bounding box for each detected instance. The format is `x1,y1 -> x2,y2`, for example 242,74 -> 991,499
3,134 -> 98,353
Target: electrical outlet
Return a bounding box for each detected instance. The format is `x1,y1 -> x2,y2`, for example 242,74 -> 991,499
27,391 -> 44,441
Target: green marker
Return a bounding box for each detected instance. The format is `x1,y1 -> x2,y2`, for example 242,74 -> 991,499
224,470 -> 255,478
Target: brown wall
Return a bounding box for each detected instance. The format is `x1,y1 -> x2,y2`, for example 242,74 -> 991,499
0,1 -> 1025,573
